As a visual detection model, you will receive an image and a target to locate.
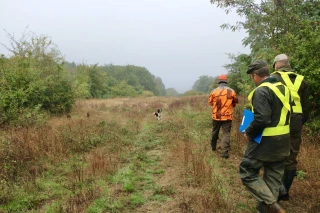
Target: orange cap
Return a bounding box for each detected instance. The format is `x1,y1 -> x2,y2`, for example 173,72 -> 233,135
218,74 -> 228,81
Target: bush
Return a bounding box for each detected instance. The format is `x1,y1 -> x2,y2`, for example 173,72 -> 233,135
0,32 -> 75,125
140,91 -> 155,97
183,90 -> 205,96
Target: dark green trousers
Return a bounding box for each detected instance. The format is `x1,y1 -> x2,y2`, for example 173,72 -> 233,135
211,120 -> 232,157
285,131 -> 302,170
240,157 -> 285,205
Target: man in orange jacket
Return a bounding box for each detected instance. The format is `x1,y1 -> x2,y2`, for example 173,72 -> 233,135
208,74 -> 238,158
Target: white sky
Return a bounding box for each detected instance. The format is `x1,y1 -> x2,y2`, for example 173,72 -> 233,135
0,0 -> 250,93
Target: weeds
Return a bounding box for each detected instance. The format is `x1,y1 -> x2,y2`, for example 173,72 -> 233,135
129,193 -> 145,207
297,170 -> 307,180
0,96 -> 319,212
87,197 -> 123,213
153,185 -> 175,196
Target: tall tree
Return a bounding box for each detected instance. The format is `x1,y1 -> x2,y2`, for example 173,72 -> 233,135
223,53 -> 254,95
166,88 -> 179,96
154,77 -> 166,96
210,0 -> 319,56
192,75 -> 215,93
210,0 -> 320,108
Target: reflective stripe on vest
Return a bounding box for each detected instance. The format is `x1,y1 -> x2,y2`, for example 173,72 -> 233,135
248,82 -> 291,136
273,71 -> 303,113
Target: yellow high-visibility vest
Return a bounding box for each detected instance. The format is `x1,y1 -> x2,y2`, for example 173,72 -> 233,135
273,71 -> 303,113
248,82 -> 291,136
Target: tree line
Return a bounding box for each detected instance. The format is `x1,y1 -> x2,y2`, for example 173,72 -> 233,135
0,31 -> 181,125
65,62 -> 166,98
2,0 -> 319,125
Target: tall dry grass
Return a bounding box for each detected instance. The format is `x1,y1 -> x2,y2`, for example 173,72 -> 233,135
0,95 -> 319,212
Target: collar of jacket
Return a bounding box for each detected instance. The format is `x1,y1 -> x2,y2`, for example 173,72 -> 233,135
276,67 -> 294,72
257,76 -> 278,86
218,82 -> 227,87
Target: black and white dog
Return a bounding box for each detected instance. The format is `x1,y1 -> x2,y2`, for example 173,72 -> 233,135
154,109 -> 162,120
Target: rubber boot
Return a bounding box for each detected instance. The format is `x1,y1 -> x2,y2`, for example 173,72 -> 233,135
256,202 -> 268,213
221,152 -> 229,159
268,202 -> 286,213
278,170 -> 289,201
211,140 -> 217,151
285,170 -> 296,192
278,169 -> 296,201
257,202 -> 286,213
278,183 -> 289,201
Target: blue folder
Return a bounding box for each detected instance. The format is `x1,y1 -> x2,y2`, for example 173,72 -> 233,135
239,109 -> 262,144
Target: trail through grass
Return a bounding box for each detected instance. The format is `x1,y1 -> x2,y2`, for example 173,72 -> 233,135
0,96 -> 319,212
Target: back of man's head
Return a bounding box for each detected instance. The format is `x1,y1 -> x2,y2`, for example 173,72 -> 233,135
247,60 -> 270,77
217,74 -> 228,84
273,54 -> 290,69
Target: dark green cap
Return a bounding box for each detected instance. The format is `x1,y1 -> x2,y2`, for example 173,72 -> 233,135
247,60 -> 268,74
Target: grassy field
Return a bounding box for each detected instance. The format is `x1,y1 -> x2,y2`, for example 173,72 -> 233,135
0,95 -> 319,213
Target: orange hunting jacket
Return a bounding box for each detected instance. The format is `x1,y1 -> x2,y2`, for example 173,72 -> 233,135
208,83 -> 238,121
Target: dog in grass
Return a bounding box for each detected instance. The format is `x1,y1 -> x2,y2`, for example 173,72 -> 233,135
154,109 -> 162,120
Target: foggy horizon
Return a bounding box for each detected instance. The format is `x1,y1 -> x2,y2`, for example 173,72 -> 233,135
0,0 -> 250,93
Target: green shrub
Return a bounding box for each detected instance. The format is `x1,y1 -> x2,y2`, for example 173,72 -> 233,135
0,33 -> 75,125
140,90 -> 155,97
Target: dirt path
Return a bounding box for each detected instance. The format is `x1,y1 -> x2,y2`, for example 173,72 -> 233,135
132,115 -> 256,213
87,97 -> 317,213
135,148 -> 182,213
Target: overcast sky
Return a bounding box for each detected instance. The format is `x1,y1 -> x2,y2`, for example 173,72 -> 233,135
0,0 -> 249,93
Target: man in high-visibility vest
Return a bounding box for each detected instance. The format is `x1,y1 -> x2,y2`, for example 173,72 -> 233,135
208,74 -> 238,158
272,54 -> 310,201
240,60 -> 291,213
